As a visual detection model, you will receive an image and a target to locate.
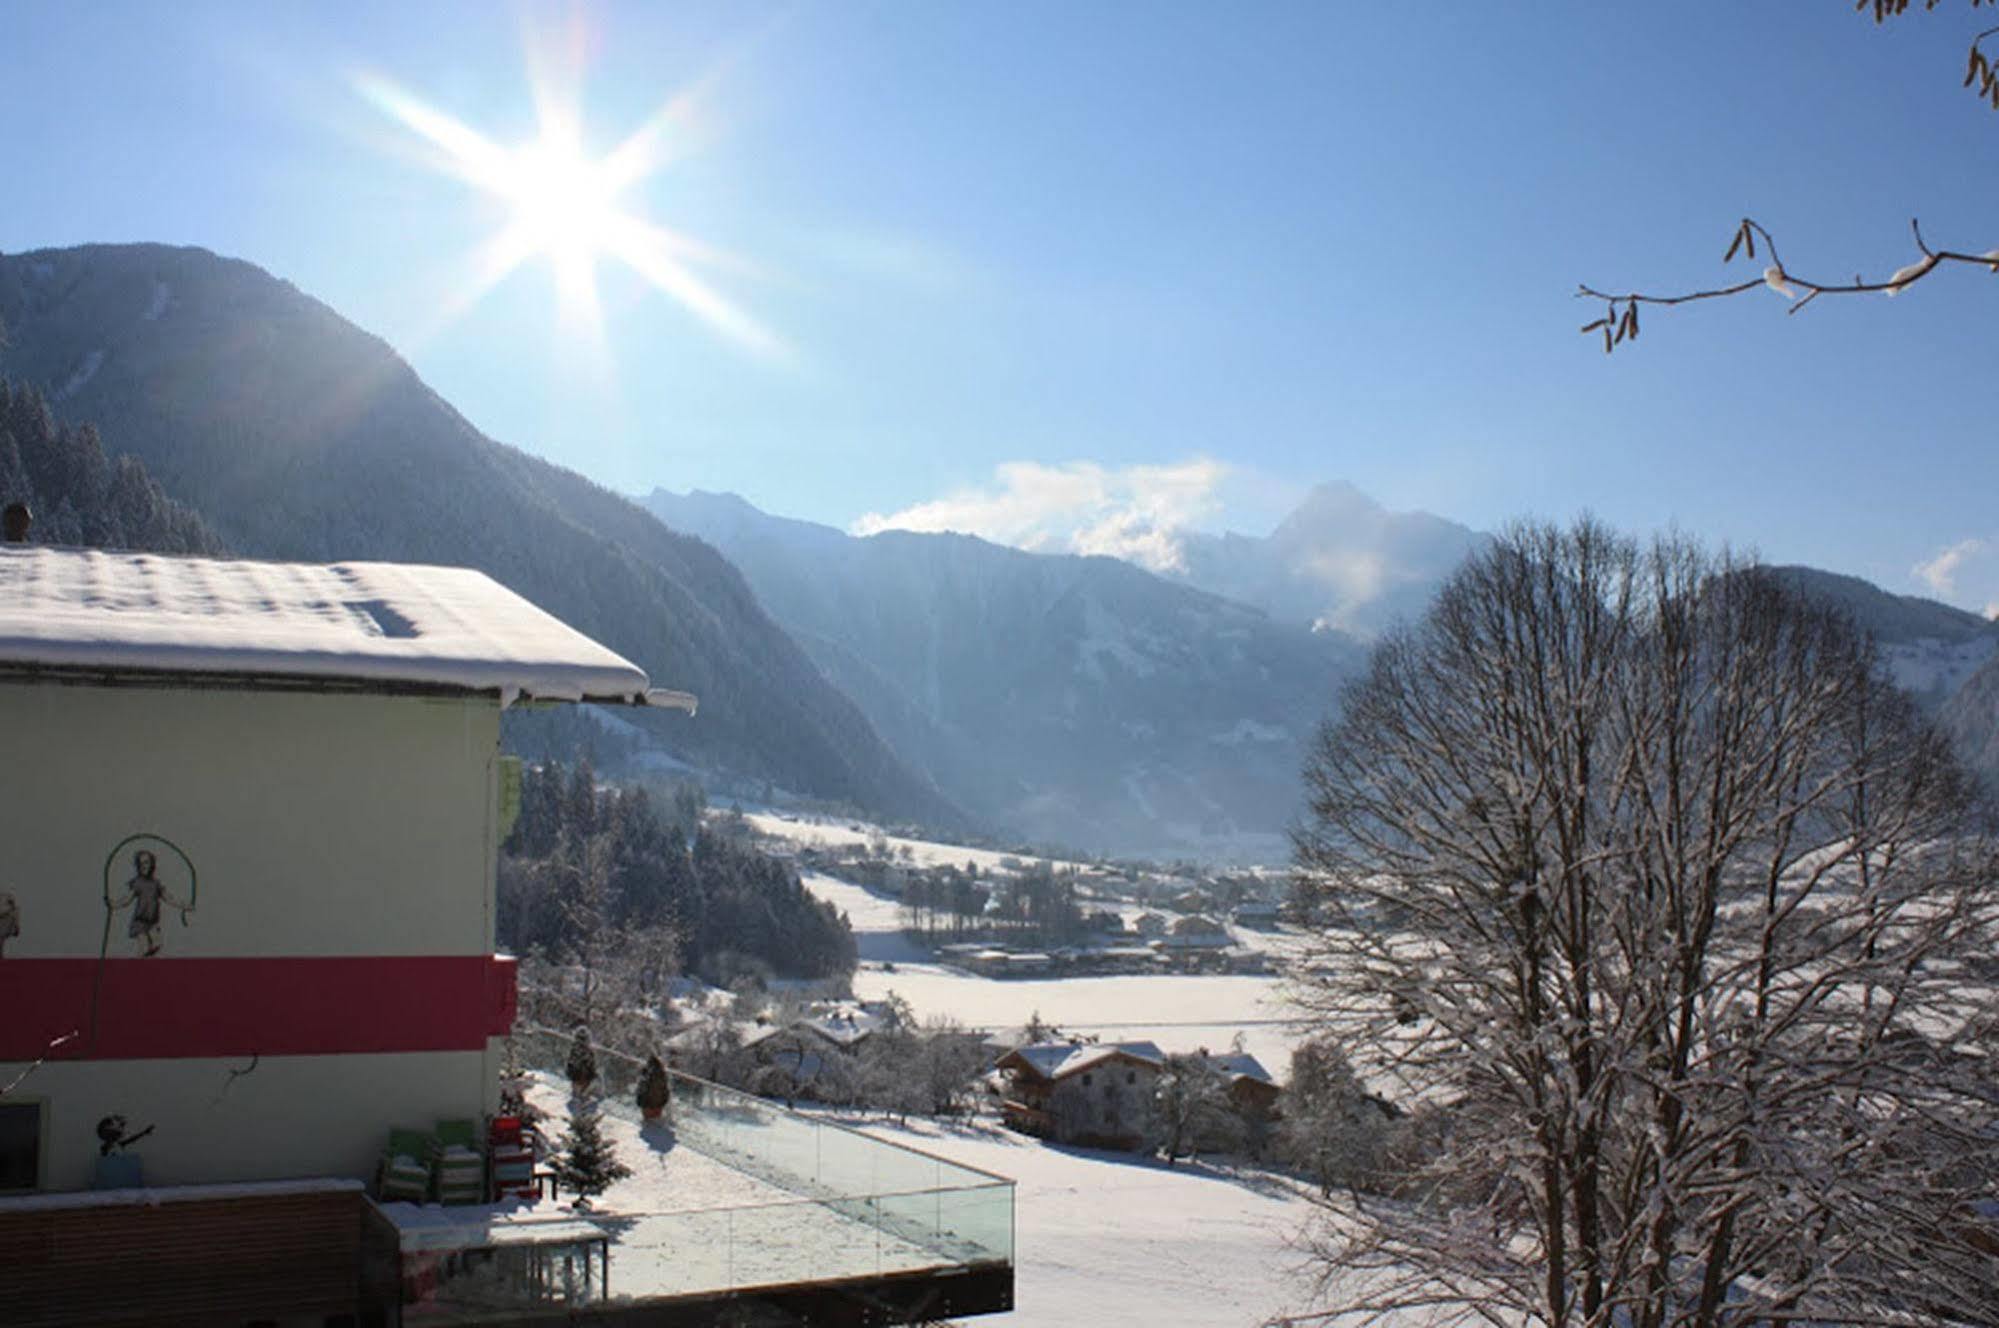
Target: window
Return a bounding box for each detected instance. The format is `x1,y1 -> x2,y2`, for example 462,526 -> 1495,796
1081,1073 -> 1092,1087
1126,1071 -> 1136,1085
0,1100 -> 44,1192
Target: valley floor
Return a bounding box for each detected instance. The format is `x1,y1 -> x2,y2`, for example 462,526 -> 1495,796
801,868 -> 1308,1074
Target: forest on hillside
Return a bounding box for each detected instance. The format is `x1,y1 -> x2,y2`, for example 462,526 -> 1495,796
499,759 -> 857,986
0,377 -> 222,555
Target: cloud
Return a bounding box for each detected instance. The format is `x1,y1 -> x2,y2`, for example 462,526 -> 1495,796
852,458 -> 1230,573
1912,537 -> 1989,598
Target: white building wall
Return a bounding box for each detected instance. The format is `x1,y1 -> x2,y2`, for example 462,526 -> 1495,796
0,683 -> 499,960
7,1050 -> 498,1193
0,681 -> 506,1192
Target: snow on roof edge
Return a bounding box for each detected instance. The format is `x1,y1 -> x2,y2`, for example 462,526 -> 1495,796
0,546 -> 684,708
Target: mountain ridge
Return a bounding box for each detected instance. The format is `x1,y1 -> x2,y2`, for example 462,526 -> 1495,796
0,241 -> 961,830
645,486 -> 1367,858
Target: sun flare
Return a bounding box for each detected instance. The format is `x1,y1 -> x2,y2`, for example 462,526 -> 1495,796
354,66 -> 781,360
500,136 -> 623,263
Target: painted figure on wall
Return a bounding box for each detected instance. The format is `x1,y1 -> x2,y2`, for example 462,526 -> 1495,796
111,850 -> 188,957
0,891 -> 17,956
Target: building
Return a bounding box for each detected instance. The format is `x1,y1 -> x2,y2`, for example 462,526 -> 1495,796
1161,914 -> 1232,949
996,1040 -> 1166,1150
1229,900 -> 1282,929
0,546 -> 1013,1326
1207,1051 -> 1283,1122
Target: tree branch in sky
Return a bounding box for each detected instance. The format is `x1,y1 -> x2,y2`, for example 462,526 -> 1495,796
1579,1 -> 1998,352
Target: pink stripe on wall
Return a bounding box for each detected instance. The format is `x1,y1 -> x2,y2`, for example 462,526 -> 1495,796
0,955 -> 517,1061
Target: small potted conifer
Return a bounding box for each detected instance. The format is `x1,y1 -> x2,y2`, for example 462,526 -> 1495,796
565,1027 -> 598,1096
636,1053 -> 672,1123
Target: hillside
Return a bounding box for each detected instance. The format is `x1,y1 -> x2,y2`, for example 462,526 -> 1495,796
645,489 -> 1367,858
0,376 -> 223,555
0,243 -> 958,829
1766,563 -> 1999,784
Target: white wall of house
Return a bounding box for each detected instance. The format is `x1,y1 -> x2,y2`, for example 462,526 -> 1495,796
0,682 -> 505,1192
6,1049 -> 500,1193
0,683 -> 499,959
1048,1060 -> 1160,1144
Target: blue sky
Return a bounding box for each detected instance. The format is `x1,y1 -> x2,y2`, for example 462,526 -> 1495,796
5,3 -> 1998,612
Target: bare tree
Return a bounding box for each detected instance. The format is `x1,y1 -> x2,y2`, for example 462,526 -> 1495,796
1155,1053 -> 1241,1165
1291,518 -> 1999,1327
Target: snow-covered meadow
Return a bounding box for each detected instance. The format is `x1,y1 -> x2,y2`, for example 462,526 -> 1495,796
837,1112 -> 1336,1328
794,860 -> 1308,1076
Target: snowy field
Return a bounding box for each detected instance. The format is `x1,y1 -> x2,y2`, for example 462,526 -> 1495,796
832,1112 -> 1345,1328
749,811 -> 1087,875
512,1077 -> 1375,1325
480,1077 -> 966,1302
855,963 -> 1303,1079
799,868 -> 1307,1074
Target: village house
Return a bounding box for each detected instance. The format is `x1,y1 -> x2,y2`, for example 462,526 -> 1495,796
996,1040 -> 1166,1150
1207,1051 -> 1283,1123
1229,899 -> 1283,929
1160,914 -> 1232,950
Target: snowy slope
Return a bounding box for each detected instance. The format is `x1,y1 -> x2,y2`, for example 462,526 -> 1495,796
834,1112 -> 1329,1327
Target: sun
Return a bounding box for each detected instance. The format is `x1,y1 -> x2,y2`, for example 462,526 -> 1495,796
353,66 -> 782,359
499,134 -> 623,265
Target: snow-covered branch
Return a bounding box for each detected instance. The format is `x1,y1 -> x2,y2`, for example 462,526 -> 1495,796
1578,218 -> 1999,353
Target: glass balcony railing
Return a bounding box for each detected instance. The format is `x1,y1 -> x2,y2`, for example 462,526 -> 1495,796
399,1025 -> 1013,1319
389,1181 -> 1013,1317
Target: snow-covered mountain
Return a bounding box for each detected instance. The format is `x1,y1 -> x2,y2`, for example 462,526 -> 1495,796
1168,481 -> 1488,637
1766,566 -> 1999,712
644,489 -> 1369,860
1764,566 -> 1999,787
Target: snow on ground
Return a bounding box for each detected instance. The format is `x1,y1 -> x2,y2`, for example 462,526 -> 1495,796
830,1111 -> 1335,1328
511,1075 -> 954,1300
749,811 -> 1086,875
800,867 -> 1308,1074
801,871 -> 935,964
855,963 -> 1303,1078
55,348 -> 104,400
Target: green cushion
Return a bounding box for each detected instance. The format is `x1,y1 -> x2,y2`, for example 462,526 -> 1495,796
387,1128 -> 432,1159
433,1119 -> 478,1149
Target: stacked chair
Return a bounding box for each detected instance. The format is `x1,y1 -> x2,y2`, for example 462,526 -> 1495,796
377,1128 -> 434,1204
375,1119 -> 492,1206
488,1115 -> 538,1202
431,1119 -> 485,1206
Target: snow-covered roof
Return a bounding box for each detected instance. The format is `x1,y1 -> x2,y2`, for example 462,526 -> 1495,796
796,1005 -> 885,1047
1001,1040 -> 1167,1082
0,546 -> 694,709
1207,1052 -> 1276,1087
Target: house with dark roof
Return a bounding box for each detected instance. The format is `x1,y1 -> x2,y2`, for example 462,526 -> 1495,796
995,1040 -> 1166,1150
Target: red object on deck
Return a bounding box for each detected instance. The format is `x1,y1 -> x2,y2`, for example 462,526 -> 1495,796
0,955 -> 518,1061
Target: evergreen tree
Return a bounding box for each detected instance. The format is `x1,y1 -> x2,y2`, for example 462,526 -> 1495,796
635,1054 -> 671,1120
552,1096 -> 630,1203
495,760 -> 855,982
565,1028 -> 598,1095
0,378 -> 222,555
